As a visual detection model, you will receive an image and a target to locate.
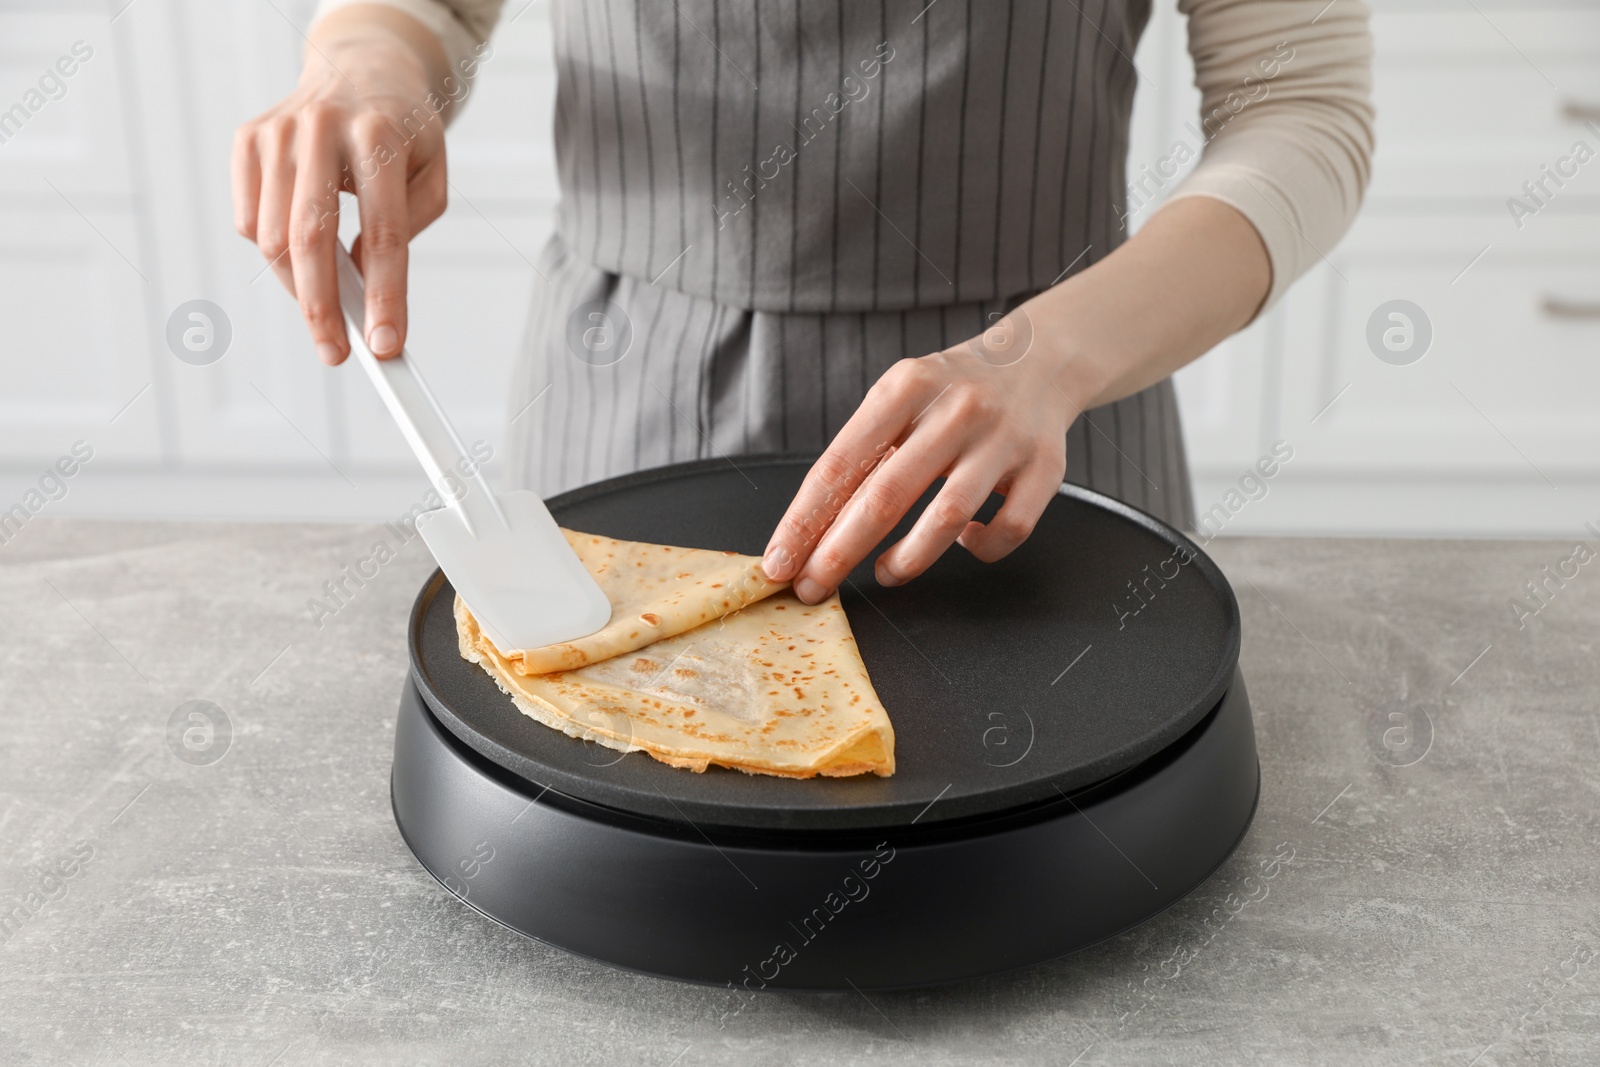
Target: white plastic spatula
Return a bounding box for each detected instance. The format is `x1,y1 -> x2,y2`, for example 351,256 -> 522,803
332,241 -> 612,651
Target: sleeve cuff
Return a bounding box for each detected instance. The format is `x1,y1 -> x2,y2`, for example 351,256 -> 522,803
311,0 -> 484,80
1163,125 -> 1365,319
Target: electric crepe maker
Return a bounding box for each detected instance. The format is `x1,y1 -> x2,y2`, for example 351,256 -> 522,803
391,455 -> 1258,991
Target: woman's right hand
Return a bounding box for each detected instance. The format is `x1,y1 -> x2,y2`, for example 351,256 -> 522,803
231,6 -> 453,365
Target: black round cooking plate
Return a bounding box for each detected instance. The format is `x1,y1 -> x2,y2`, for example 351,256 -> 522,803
408,454 -> 1239,833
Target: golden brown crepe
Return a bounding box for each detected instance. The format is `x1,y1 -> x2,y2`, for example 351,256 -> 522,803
499,529 -> 788,676
455,583 -> 896,779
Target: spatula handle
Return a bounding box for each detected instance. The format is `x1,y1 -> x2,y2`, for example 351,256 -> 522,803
333,241 -> 505,536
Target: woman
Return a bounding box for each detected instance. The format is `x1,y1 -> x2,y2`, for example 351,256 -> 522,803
233,0 -> 1372,604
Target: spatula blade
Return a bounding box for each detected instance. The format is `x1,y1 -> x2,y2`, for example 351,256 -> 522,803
417,489 -> 612,653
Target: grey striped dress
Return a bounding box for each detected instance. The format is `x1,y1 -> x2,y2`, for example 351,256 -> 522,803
507,0 -> 1194,529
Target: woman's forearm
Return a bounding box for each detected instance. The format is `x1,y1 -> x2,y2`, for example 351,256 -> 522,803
1032,196 -> 1272,415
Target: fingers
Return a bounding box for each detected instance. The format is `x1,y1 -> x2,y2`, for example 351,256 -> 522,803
762,359 -> 944,583
350,115 -> 408,358
957,452 -> 1067,563
873,448 -> 1014,587
231,124 -> 263,242
288,106 -> 348,365
405,150 -> 450,237
252,116 -> 299,297
763,448 -> 891,588
790,421 -> 966,603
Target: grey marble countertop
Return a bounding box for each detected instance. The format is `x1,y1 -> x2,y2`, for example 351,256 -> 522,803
2,519 -> 1597,1066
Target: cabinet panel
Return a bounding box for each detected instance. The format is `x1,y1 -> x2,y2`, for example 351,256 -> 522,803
1277,213 -> 1600,477
1369,7 -> 1600,205
0,10 -> 132,199
1172,311 -> 1277,472
0,206 -> 161,464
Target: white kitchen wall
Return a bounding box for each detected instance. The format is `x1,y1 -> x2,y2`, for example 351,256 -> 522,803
1,0 -> 1597,536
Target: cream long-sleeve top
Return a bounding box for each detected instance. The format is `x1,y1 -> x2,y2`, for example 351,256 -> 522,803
312,0 -> 1373,314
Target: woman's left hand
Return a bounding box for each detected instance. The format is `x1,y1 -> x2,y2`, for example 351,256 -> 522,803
760,197 -> 1274,605
760,313 -> 1084,605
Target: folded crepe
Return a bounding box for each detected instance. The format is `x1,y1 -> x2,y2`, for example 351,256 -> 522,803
454,534 -> 895,779
500,530 -> 789,675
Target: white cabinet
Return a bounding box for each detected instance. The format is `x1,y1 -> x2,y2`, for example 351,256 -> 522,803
1365,6 -> 1600,204
1153,0 -> 1600,535
0,6 -> 161,468
1281,216 -> 1600,473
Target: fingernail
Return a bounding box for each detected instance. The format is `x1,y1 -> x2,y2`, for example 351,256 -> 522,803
762,544 -> 795,581
876,560 -> 903,587
368,324 -> 398,355
316,342 -> 342,365
794,577 -> 827,604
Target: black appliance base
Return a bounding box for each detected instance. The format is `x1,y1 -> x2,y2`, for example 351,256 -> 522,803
391,668 -> 1259,991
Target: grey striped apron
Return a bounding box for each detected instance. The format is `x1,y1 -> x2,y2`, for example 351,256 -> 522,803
507,0 -> 1194,530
